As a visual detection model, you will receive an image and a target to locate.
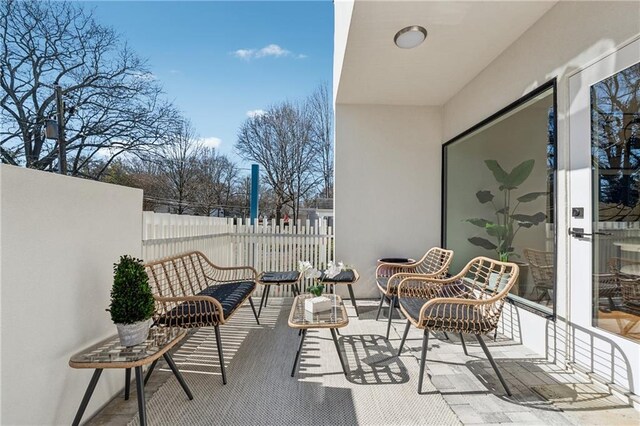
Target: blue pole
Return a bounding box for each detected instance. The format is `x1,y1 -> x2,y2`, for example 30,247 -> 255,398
250,164 -> 259,225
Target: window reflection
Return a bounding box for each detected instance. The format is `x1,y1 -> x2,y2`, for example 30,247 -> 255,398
444,84 -> 556,313
592,61 -> 640,341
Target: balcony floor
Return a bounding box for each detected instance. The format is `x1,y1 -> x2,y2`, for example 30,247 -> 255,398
88,299 -> 639,425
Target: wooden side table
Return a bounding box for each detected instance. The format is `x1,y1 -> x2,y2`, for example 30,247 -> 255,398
288,294 -> 349,377
69,327 -> 192,426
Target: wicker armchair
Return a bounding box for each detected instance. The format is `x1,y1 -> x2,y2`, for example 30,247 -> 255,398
145,251 -> 259,384
375,247 -> 454,339
523,248 -> 554,303
396,256 -> 519,395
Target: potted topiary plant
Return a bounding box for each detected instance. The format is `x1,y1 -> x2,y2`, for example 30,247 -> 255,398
107,255 -> 155,346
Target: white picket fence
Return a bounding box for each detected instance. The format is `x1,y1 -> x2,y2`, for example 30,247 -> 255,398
141,212 -> 335,296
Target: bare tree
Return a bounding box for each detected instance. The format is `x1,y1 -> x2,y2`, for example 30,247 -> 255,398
160,120 -> 202,214
0,0 -> 178,177
192,148 -> 240,216
103,157 -> 167,211
236,101 -> 321,221
308,83 -> 333,199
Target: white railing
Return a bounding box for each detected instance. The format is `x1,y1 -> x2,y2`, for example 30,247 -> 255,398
141,212 -> 334,296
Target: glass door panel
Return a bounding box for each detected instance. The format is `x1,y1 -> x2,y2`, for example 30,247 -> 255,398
591,62 -> 640,341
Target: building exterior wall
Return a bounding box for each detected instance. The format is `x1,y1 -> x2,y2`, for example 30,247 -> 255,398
334,104 -> 442,298
0,165 -> 143,424
335,0 -> 640,396
333,0 -> 355,103
443,1 -> 640,394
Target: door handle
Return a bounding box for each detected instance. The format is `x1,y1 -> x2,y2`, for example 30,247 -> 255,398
569,227 -> 613,238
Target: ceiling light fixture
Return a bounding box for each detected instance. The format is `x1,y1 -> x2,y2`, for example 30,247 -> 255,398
394,25 -> 427,49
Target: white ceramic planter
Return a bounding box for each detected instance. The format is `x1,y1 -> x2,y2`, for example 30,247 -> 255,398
116,318 -> 151,346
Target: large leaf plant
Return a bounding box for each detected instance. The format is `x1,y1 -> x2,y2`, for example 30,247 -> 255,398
466,159 -> 547,262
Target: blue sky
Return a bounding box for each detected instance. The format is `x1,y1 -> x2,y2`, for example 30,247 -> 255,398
87,1 -> 334,169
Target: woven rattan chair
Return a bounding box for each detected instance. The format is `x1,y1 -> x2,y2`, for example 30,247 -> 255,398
144,251 -> 259,385
375,247 -> 454,339
396,256 -> 519,395
523,248 -> 554,303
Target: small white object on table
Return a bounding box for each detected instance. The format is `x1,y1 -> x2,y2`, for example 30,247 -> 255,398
305,295 -> 332,313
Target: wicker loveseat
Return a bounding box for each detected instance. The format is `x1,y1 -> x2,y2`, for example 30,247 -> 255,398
144,251 -> 260,384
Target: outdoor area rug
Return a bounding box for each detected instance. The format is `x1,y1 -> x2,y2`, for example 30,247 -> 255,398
126,299 -> 461,425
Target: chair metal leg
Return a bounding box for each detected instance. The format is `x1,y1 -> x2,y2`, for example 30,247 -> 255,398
375,294 -> 384,321
398,320 -> 411,356
418,329 -> 429,394
475,334 -> 512,396
331,328 -> 348,376
143,359 -> 158,386
443,331 -> 449,340
258,286 -> 268,318
248,296 -> 260,325
291,329 -> 307,377
214,325 -> 227,385
264,285 -> 271,307
460,333 -> 469,356
386,295 -> 396,339
347,284 -> 359,317
135,366 -> 147,426
163,353 -> 193,400
72,368 -> 103,426
124,368 -> 131,400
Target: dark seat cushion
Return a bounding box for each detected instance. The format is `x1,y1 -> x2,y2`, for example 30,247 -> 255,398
259,271 -> 300,284
379,258 -> 414,264
399,294 -> 493,333
377,277 -> 390,292
321,270 -> 356,283
157,281 -> 255,326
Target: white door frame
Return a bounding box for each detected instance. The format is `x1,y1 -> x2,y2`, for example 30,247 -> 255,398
568,39 -> 640,391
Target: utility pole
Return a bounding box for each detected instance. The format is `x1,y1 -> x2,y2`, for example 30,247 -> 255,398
54,84 -> 67,174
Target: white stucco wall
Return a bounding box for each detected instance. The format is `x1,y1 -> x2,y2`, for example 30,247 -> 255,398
443,1 -> 640,394
333,0 -> 355,104
0,165 -> 143,424
334,105 -> 442,298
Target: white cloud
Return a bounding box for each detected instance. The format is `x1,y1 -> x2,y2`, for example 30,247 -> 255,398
233,49 -> 256,60
168,69 -> 181,75
256,44 -> 290,58
246,109 -> 266,118
232,44 -> 303,61
199,137 -> 222,149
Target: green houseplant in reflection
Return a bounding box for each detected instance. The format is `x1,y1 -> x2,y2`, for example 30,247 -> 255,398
466,159 -> 547,262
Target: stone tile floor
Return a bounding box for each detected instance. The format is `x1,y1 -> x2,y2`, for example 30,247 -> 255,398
87,299 -> 640,425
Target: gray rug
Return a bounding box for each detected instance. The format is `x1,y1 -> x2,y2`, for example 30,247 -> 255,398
127,298 -> 460,425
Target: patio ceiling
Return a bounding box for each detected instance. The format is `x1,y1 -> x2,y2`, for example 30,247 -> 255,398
336,0 -> 557,106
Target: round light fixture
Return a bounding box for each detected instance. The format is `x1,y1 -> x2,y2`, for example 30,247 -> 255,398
394,25 -> 427,49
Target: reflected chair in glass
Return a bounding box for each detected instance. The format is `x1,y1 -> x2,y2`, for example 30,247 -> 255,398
396,256 -> 519,395
607,258 -> 640,336
593,273 -> 620,311
618,276 -> 640,336
523,248 -> 554,304
375,247 -> 454,339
